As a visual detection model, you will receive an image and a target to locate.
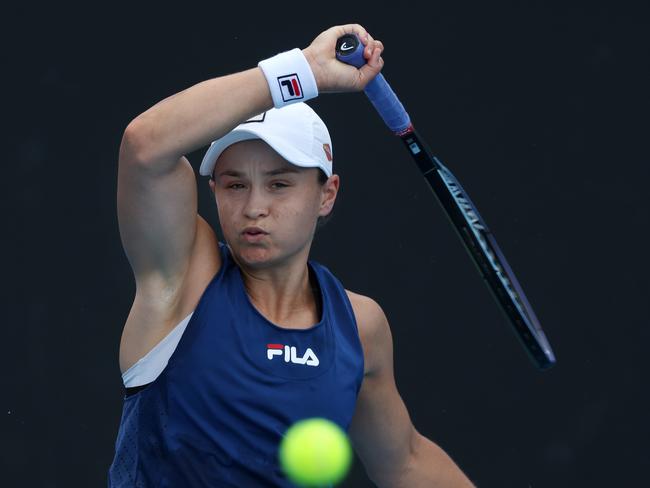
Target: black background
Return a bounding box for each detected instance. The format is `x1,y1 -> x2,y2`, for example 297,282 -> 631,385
2,2 -> 649,487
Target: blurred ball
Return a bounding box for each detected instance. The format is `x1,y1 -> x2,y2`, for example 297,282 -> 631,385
278,417 -> 353,487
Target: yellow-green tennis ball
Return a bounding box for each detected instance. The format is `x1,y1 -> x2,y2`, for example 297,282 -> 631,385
279,417 -> 353,487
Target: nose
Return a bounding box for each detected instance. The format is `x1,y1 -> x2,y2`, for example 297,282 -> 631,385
243,185 -> 270,220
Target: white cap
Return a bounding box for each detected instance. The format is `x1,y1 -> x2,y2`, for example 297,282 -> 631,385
199,102 -> 333,178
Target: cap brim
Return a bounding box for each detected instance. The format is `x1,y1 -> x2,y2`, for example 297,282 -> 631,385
199,131 -> 258,176
199,128 -> 320,177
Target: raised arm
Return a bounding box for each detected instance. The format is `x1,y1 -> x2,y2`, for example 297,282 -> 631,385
117,67 -> 272,291
118,24 -> 384,290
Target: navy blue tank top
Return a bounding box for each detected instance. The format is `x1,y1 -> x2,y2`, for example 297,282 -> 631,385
108,241 -> 365,487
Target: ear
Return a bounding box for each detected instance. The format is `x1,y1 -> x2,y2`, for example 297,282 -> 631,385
319,174 -> 340,217
208,176 -> 215,192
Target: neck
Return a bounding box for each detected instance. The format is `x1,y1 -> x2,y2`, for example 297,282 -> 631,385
234,249 -> 321,329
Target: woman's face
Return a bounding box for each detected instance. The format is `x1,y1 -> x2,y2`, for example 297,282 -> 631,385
209,139 -> 339,269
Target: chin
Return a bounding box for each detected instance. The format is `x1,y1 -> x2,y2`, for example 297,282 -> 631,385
232,243 -> 277,268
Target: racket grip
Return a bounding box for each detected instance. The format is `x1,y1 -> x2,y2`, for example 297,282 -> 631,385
335,33 -> 412,135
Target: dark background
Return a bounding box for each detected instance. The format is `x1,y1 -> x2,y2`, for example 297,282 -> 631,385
2,2 -> 649,487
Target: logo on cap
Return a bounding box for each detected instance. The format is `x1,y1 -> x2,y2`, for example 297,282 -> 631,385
277,74 -> 304,102
323,143 -> 332,162
244,112 -> 266,124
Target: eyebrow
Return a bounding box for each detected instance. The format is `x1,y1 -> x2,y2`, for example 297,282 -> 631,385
216,167 -> 301,178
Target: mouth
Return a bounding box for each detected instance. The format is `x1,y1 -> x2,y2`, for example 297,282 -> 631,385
242,227 -> 268,241
243,227 -> 268,235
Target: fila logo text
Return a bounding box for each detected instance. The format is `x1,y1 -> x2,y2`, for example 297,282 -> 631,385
267,344 -> 319,367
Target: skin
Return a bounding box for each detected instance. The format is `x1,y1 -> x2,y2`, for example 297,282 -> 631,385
204,141 -> 474,487
116,21 -> 384,388
116,22 -> 474,487
207,138 -> 339,327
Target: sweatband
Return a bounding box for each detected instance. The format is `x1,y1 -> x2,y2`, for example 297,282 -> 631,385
258,48 -> 318,109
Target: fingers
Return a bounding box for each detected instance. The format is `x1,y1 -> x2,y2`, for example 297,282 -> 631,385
357,38 -> 384,89
364,34 -> 375,58
338,23 -> 369,44
365,39 -> 384,65
321,23 -> 385,91
332,23 -> 383,60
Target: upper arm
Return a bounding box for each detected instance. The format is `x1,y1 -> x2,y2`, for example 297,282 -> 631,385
117,123 -> 218,290
347,294 -> 417,486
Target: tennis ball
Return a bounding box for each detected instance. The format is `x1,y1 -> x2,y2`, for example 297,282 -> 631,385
279,417 -> 353,487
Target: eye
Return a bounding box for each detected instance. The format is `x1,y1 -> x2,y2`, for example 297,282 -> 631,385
228,183 -> 245,190
271,182 -> 289,189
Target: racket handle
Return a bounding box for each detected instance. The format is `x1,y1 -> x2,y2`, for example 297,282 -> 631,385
335,33 -> 412,135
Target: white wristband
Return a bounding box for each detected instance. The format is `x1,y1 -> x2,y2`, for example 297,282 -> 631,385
258,48 -> 318,108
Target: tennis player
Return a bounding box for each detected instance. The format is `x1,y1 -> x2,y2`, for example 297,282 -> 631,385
108,23 -> 475,487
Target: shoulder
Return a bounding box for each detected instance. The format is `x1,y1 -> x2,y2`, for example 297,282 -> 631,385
344,289 -> 392,376
344,289 -> 387,329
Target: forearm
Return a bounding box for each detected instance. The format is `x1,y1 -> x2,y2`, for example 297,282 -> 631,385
122,22 -> 385,168
392,432 -> 475,488
127,67 -> 273,167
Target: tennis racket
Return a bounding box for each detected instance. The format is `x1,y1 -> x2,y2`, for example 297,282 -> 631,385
335,33 -> 556,370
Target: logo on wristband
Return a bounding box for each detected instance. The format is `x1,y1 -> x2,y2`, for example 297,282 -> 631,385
277,74 -> 304,102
